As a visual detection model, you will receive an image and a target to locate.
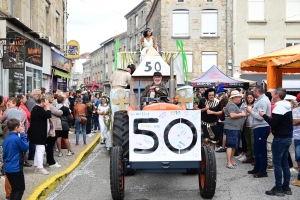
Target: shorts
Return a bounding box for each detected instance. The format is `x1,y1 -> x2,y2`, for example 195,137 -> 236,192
224,129 -> 241,148
295,139 -> 300,162
202,122 -> 222,143
56,130 -> 69,139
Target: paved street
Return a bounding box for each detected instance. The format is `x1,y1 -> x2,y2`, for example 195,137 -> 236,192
46,144 -> 300,200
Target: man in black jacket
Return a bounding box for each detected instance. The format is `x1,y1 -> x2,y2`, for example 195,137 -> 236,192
259,88 -> 293,197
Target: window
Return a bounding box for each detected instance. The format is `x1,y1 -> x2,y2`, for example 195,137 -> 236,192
248,39 -> 265,58
248,0 -> 265,21
286,0 -> 300,21
201,10 -> 218,36
130,37 -> 132,50
207,0 -> 213,2
286,39 -> 300,47
202,52 -> 217,72
172,10 -> 189,37
186,52 -> 193,72
178,0 -> 184,2
135,34 -> 138,50
135,15 -> 138,27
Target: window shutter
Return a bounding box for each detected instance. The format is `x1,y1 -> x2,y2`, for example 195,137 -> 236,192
173,10 -> 189,36
202,52 -> 217,72
202,10 -> 218,36
248,39 -> 265,58
248,0 -> 265,20
286,0 -> 300,21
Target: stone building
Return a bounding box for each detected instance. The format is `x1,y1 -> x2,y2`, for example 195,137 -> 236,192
234,0 -> 300,86
146,0 -> 233,79
125,0 -> 153,66
0,0 -> 69,96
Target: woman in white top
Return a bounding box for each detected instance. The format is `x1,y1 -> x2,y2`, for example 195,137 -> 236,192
139,28 -> 158,61
97,96 -> 110,144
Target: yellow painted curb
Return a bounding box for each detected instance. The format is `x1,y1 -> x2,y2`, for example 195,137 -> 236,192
27,133 -> 101,200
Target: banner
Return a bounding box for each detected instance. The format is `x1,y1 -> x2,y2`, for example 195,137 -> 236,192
25,40 -> 43,67
52,51 -> 71,72
2,45 -> 25,69
129,110 -> 201,162
67,40 -> 80,59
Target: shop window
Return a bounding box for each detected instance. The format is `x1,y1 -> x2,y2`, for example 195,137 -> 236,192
286,0 -> 300,21
202,52 -> 217,72
248,0 -> 265,21
172,10 -> 189,37
248,39 -> 265,58
286,39 -> 300,47
202,10 -> 218,36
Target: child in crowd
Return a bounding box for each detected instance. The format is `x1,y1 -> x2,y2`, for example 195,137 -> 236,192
2,118 -> 29,200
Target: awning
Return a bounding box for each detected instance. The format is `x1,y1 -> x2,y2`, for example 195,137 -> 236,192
263,80 -> 300,91
54,69 -> 71,79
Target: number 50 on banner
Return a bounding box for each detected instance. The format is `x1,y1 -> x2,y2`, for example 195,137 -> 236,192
129,110 -> 201,162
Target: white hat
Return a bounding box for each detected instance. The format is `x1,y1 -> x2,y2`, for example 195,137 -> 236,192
229,90 -> 243,99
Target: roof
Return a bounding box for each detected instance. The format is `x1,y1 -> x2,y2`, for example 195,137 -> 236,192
113,31 -> 127,39
241,44 -> 300,73
124,0 -> 146,18
100,32 -> 127,46
0,17 -> 41,38
146,0 -> 159,23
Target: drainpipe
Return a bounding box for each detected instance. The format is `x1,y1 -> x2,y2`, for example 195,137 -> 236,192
231,0 -> 235,77
226,0 -> 228,75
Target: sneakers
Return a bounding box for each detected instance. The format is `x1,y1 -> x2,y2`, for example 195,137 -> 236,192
267,165 -> 274,170
84,142 -> 87,145
35,168 -> 50,175
226,165 -> 235,169
55,148 -> 59,152
290,168 -> 298,173
253,171 -> 268,178
58,152 -> 63,157
238,155 -> 247,162
265,186 -> 285,196
216,148 -> 226,153
235,153 -> 243,159
69,131 -> 74,134
67,151 -> 75,156
49,162 -> 61,168
282,187 -> 292,195
75,142 -> 79,146
248,169 -> 259,174
242,159 -> 254,163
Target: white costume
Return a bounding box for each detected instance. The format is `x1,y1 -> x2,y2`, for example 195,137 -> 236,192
140,37 -> 154,62
98,104 -> 110,141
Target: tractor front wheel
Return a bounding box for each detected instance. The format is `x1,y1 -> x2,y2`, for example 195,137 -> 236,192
110,146 -> 125,200
199,145 -> 217,199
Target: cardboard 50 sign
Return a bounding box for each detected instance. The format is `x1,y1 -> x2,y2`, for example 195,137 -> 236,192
129,110 -> 201,162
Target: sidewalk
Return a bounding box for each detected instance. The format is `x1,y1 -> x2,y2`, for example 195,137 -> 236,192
0,128 -> 100,200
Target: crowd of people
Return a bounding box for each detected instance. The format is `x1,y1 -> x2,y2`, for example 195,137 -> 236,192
194,85 -> 300,197
0,88 -> 110,200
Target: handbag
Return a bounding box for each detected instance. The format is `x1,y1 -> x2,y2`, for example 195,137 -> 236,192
78,115 -> 87,124
48,119 -> 55,137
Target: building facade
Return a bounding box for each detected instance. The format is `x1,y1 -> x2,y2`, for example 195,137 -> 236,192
146,0 -> 233,79
0,0 -> 69,96
235,0 -> 300,82
125,0 -> 153,66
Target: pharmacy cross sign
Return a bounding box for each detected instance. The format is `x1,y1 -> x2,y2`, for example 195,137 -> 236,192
112,89 -> 130,110
177,89 -> 193,105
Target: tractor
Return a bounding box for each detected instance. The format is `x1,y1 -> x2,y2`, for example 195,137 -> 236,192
109,47 -> 217,199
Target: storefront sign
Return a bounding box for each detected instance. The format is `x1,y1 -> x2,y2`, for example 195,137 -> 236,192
2,45 -> 25,69
67,40 -> 80,59
51,51 -> 71,72
25,40 -> 43,67
9,69 -> 25,96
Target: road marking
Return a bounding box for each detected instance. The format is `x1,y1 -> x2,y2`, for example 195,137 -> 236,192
45,145 -> 104,200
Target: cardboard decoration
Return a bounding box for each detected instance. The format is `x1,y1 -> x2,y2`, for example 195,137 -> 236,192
110,89 -> 130,113
176,86 -> 194,109
129,110 -> 201,162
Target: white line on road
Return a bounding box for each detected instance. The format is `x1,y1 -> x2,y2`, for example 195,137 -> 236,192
46,145 -> 104,200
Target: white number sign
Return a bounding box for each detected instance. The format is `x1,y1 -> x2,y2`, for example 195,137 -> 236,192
129,110 -> 201,162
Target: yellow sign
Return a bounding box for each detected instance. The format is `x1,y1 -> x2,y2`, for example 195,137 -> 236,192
67,40 -> 80,59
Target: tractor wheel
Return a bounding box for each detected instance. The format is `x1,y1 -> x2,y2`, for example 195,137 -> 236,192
199,145 -> 217,199
110,146 -> 125,200
112,111 -> 129,158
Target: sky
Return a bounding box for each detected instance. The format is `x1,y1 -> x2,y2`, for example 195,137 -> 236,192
67,0 -> 142,54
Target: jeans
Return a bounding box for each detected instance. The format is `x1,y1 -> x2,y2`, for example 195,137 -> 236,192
75,117 -> 87,143
253,126 -> 270,174
272,137 -> 292,190
6,171 -> 25,200
92,115 -> 100,131
28,142 -> 35,159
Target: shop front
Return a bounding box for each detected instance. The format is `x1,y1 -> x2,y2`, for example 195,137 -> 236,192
1,26 -> 43,96
51,50 -> 71,92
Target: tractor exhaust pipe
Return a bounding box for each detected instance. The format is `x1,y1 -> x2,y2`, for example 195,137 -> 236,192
169,58 -> 175,103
